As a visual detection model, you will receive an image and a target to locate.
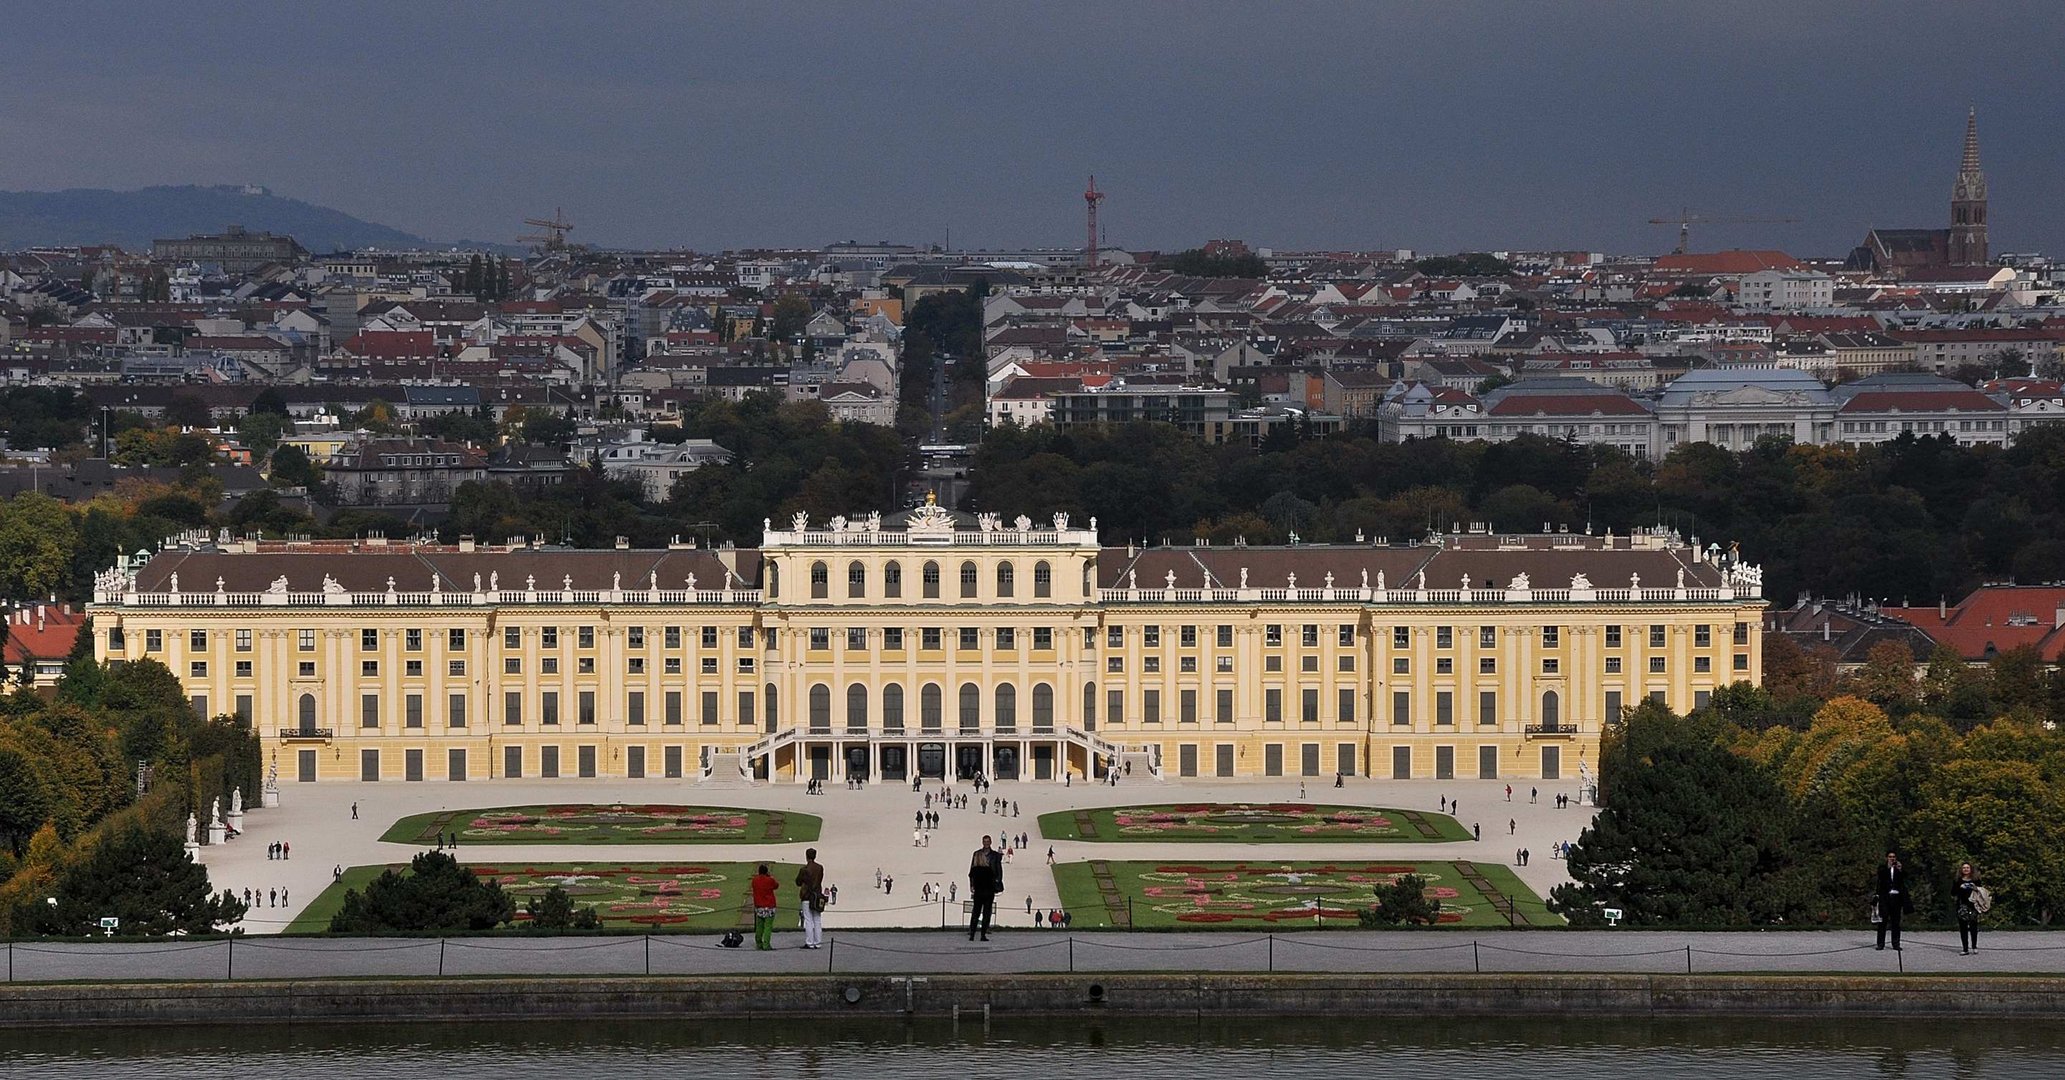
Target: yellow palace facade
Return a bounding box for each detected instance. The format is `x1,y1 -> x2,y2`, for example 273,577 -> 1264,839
90,503 -> 1766,786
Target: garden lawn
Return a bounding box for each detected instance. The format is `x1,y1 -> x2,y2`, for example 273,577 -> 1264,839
286,861 -> 802,933
1039,803 -> 1471,843
380,804 -> 820,846
1050,859 -> 1560,929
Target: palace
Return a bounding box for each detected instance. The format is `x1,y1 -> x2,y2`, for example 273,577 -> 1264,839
89,502 -> 1766,786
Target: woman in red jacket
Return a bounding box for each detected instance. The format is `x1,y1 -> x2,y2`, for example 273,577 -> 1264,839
750,864 -> 779,951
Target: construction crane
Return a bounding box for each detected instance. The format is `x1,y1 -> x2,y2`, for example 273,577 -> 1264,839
520,208 -> 575,251
1647,209 -> 1799,255
1084,176 -> 1105,268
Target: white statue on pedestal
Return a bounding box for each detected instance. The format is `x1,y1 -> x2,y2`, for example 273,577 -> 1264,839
210,797 -> 221,826
231,788 -> 243,815
185,813 -> 197,845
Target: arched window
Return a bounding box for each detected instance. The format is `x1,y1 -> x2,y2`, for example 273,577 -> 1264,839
847,561 -> 866,598
920,683 -> 943,730
959,561 -> 978,598
1541,690 -> 1561,731
995,683 -> 1017,730
809,684 -> 831,729
883,683 -> 905,730
1033,561 -> 1052,598
846,683 -> 868,730
1083,682 -> 1098,728
997,562 -> 1015,598
298,693 -> 317,733
810,561 -> 828,600
884,561 -> 903,598
764,683 -> 778,727
922,561 -> 940,599
959,683 -> 981,730
1032,683 -> 1054,729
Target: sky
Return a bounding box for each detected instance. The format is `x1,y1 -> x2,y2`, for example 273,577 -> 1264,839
5,1 -> 2062,258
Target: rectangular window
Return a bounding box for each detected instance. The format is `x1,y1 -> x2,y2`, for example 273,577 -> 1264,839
361,629 -> 377,650
1264,657 -> 1280,673
1695,624 -> 1711,647
1143,689 -> 1161,724
1436,626 -> 1452,649
505,691 -> 521,726
236,629 -> 253,652
541,746 -> 560,779
542,692 -> 560,726
1480,626 -> 1497,648
146,629 -> 162,652
1108,626 -> 1124,648
1735,653 -> 1750,671
701,626 -> 718,649
959,627 -> 978,650
1265,689 -> 1282,723
848,627 -> 867,651
1542,658 -> 1560,674
1480,690 -> 1497,727
1436,657 -> 1453,675
1265,624 -> 1282,647
1392,690 -> 1411,726
1436,691 -> 1454,726
1107,689 -> 1125,725
1180,689 -> 1198,723
628,657 -> 645,675
665,656 -> 682,674
1217,625 -> 1233,648
1649,656 -> 1666,673
740,627 -> 755,649
361,694 -> 379,729
1392,626 -> 1409,649
579,626 -> 595,649
1479,657 -> 1496,674
1264,744 -> 1283,777
1542,625 -> 1560,648
450,628 -> 467,650
578,690 -> 596,725
449,693 -> 466,729
542,627 -> 559,649
505,626 -> 521,649
405,629 -> 422,651
1216,688 -> 1234,724
235,695 -> 253,724
1695,656 -> 1712,673
1649,625 -> 1666,648
628,691 -> 645,726
810,628 -> 829,651
1108,656 -> 1124,673
1392,657 -> 1408,675
1301,624 -> 1318,648
235,660 -> 252,678
1606,690 -> 1623,722
1301,688 -> 1319,723
298,629 -> 314,651
739,691 -> 754,728
1338,688 -> 1355,724
405,659 -> 423,677
1033,627 -> 1052,650
1145,625 -> 1162,647
665,691 -> 683,725
665,626 -> 682,649
922,628 -> 942,650
1606,657 -> 1623,673
1734,623 -> 1750,646
701,657 -> 717,673
1339,624 -> 1355,647
702,691 -> 718,726
505,657 -> 522,675
1181,625 -> 1198,648
886,628 -> 904,650
190,661 -> 207,678
361,659 -> 378,677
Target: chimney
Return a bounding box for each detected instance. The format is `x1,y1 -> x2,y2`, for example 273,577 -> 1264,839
38,608 -> 46,632
1823,620 -> 1832,643
2055,602 -> 2064,630
458,535 -> 476,553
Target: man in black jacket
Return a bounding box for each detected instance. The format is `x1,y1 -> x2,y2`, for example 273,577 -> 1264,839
1875,851 -> 1911,951
968,835 -> 1003,941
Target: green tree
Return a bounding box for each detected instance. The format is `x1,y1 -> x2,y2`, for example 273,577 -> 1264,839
0,492 -> 80,601
249,387 -> 290,417
1359,873 -> 1441,926
0,747 -> 52,858
269,443 -> 322,488
37,821 -> 245,936
329,849 -> 515,932
523,883 -> 603,930
236,409 -> 285,459
163,393 -> 214,429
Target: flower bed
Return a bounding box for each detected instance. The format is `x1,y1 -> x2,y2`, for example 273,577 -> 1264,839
378,804 -> 821,845
1039,803 -> 1470,843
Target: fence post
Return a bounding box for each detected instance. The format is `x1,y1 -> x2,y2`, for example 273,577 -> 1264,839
1473,940 -> 1480,974
643,934 -> 650,976
1268,934 -> 1274,972
1685,945 -> 1692,974
1068,935 -> 1074,973
6,940 -> 11,983
226,936 -> 234,981
439,938 -> 447,977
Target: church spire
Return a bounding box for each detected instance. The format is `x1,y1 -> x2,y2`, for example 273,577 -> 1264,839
1948,107 -> 1989,265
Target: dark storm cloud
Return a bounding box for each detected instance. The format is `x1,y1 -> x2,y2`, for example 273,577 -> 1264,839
5,1 -> 2060,256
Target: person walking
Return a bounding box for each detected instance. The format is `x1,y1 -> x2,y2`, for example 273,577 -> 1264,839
750,864 -> 779,951
351,802 -> 358,820
968,835 -> 1004,941
1875,852 -> 1910,951
795,848 -> 826,950
1953,862 -> 1986,955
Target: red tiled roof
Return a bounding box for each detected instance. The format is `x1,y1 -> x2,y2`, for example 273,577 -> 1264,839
0,605 -> 85,665
1884,586 -> 2065,661
1836,390 -> 2004,414
1651,250 -> 1803,275
1486,394 -> 1650,417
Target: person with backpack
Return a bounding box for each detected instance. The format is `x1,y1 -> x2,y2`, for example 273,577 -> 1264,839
1953,862 -> 1988,955
795,848 -> 826,950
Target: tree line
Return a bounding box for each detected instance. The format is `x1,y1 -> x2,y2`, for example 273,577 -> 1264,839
1555,639 -> 2065,927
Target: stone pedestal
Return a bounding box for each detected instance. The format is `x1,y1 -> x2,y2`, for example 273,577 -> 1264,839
262,789 -> 280,808
207,823 -> 226,846
183,841 -> 200,859
225,810 -> 245,836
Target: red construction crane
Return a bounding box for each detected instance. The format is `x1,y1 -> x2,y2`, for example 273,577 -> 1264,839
1084,176 -> 1105,268
519,208 -> 575,252
1646,208 -> 1799,255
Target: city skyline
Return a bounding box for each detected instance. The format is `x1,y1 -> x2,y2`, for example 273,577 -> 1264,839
5,2 -> 2062,256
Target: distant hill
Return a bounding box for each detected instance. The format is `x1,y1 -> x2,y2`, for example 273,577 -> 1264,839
0,184 -> 441,253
